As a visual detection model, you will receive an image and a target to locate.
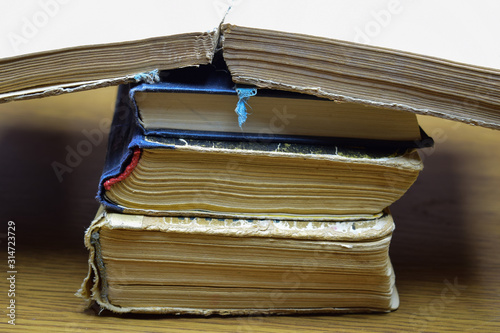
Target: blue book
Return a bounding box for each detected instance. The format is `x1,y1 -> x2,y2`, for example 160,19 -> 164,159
129,64 -> 430,146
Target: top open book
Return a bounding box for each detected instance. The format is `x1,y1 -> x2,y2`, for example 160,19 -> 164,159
1,0 -> 499,129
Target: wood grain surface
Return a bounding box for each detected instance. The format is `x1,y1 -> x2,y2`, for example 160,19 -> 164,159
0,88 -> 499,332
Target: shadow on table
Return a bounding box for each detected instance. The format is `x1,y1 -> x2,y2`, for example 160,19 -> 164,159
0,125 -> 107,253
391,148 -> 474,289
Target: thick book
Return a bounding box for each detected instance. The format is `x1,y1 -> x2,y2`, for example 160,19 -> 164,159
1,1 -> 499,130
77,207 -> 399,315
97,84 -> 423,220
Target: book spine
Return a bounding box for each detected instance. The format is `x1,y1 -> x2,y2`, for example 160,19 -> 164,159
96,84 -> 141,212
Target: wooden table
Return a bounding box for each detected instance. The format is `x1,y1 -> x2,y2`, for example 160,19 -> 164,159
1,88 -> 499,332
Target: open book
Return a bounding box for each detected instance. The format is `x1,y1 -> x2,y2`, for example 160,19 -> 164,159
1,0 -> 499,129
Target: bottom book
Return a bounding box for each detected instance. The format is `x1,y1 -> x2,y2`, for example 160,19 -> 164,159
77,207 -> 399,315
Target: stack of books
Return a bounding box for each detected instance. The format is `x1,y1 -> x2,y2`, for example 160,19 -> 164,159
76,61 -> 429,315
1,0 -> 498,317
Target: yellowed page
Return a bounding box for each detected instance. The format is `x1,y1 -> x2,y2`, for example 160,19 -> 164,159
224,0 -> 500,69
0,0 -> 228,59
0,0 -> 231,102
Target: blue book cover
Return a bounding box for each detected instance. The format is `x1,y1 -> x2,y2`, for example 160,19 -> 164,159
130,64 -> 433,146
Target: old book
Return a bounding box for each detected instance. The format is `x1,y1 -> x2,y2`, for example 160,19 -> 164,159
77,207 -> 399,315
98,84 -> 423,220
131,64 -> 424,143
102,139 -> 421,220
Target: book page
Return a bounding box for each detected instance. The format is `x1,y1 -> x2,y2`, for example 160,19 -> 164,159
224,0 -> 500,69
0,0 -> 230,59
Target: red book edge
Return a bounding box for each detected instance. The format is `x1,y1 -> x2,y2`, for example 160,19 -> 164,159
103,148 -> 142,190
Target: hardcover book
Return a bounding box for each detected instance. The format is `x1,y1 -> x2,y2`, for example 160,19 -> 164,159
77,207 -> 400,315
130,64 -> 425,144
